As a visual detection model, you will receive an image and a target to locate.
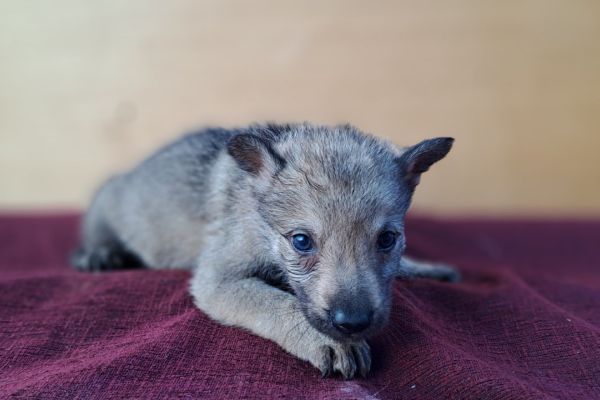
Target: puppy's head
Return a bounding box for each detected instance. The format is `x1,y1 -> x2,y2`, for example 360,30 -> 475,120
228,123 -> 453,342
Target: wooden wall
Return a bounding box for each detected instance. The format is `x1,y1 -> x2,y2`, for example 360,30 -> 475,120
1,1 -> 599,215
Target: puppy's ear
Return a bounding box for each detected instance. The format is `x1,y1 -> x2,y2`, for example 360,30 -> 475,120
397,137 -> 454,187
227,134 -> 285,176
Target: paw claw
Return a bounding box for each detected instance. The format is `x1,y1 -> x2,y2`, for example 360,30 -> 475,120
318,340 -> 371,379
353,342 -> 371,378
319,346 -> 334,378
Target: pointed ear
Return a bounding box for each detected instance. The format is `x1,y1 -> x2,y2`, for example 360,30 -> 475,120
397,137 -> 454,187
227,133 -> 285,176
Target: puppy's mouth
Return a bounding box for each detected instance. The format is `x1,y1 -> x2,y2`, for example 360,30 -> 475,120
291,287 -> 389,341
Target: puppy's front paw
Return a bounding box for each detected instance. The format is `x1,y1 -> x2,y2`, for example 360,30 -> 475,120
399,257 -> 462,283
282,317 -> 371,378
431,263 -> 461,283
300,339 -> 371,379
314,340 -> 371,379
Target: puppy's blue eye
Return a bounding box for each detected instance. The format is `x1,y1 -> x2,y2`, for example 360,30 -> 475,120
292,234 -> 313,252
377,231 -> 396,251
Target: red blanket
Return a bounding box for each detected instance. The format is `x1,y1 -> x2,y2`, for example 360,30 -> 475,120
1,214 -> 599,399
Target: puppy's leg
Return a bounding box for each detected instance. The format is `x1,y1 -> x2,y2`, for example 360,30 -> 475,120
73,179 -> 145,272
190,269 -> 371,378
398,256 -> 461,282
71,240 -> 145,272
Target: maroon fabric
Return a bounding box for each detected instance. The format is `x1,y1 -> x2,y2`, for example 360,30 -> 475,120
1,214 -> 599,399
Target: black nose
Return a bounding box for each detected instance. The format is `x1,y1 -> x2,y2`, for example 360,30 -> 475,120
332,309 -> 373,334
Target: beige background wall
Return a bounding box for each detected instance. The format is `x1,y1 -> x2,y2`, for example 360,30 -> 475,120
1,1 -> 599,215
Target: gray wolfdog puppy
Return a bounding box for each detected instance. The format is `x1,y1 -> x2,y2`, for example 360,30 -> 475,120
73,122 -> 459,378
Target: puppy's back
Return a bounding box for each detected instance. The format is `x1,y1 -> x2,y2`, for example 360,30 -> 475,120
77,127 -> 236,270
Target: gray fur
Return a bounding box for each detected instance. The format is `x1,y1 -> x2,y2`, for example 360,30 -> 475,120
74,122 -> 458,379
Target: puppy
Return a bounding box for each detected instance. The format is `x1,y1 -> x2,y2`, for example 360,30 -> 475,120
73,123 -> 459,378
